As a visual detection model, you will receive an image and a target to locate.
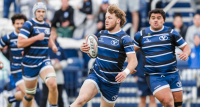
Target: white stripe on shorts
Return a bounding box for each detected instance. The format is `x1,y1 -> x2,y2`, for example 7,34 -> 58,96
15,79 -> 24,86
153,84 -> 169,95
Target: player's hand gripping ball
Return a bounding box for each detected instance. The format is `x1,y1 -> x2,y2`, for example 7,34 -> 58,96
0,61 -> 3,69
85,34 -> 98,58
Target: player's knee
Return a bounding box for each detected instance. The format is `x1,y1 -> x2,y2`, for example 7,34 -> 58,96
174,102 -> 182,107
45,73 -> 57,90
76,95 -> 88,105
161,98 -> 174,106
48,80 -> 57,91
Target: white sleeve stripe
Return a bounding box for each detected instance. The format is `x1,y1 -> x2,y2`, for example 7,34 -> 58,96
124,45 -> 134,48
21,29 -> 30,34
19,34 -> 28,39
170,29 -> 173,33
133,38 -> 139,45
140,30 -> 142,35
27,21 -> 32,26
121,35 -> 129,39
0,39 -> 5,46
176,37 -> 182,42
178,42 -> 187,48
7,34 -> 9,39
134,44 -> 140,48
126,51 -> 135,54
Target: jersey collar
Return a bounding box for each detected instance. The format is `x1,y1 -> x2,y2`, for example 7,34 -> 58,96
108,29 -> 122,34
32,18 -> 44,24
14,30 -> 18,35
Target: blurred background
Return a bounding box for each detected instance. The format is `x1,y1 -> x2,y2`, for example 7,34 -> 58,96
0,0 -> 200,107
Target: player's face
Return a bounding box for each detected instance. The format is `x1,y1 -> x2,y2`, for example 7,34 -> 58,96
35,9 -> 45,22
149,13 -> 164,31
13,19 -> 25,33
105,12 -> 117,31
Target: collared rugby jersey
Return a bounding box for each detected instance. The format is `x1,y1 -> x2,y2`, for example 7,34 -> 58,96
133,26 -> 187,75
19,18 -> 51,67
93,29 -> 135,83
0,31 -> 23,74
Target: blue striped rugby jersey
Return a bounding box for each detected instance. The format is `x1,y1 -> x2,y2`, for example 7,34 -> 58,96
0,31 -> 23,74
92,29 -> 135,84
133,26 -> 187,75
18,18 -> 51,66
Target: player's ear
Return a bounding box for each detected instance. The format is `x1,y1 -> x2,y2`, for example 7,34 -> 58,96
117,18 -> 121,24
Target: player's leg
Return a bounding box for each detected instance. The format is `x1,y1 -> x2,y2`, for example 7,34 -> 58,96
172,91 -> 183,107
17,82 -> 37,107
154,88 -> 174,107
22,78 -> 38,107
170,72 -> 183,107
146,75 -> 174,107
40,67 -> 58,106
70,80 -> 98,107
149,95 -> 157,107
100,96 -> 115,107
138,96 -> 146,107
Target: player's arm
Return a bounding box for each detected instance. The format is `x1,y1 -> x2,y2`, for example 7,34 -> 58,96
0,34 -> 10,50
178,44 -> 191,61
48,36 -> 58,53
173,30 -> 191,61
17,33 -> 45,48
132,31 -> 141,53
17,21 -> 45,48
115,53 -> 138,83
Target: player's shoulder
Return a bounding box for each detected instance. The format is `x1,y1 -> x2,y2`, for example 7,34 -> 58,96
169,28 -> 179,36
23,19 -> 34,27
44,22 -> 51,28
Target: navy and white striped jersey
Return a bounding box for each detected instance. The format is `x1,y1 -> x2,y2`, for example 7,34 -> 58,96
93,29 -> 135,83
133,26 -> 187,75
19,18 -> 51,66
0,31 -> 23,74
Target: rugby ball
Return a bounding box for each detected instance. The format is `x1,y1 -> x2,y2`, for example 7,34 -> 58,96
86,34 -> 98,58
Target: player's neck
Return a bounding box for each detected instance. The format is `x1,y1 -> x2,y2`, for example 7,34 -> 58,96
14,30 -> 19,35
108,27 -> 121,34
150,26 -> 164,32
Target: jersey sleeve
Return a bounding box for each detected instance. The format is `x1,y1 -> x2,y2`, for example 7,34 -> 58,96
121,35 -> 135,54
0,34 -> 10,48
172,29 -> 187,48
133,31 -> 142,48
18,21 -> 32,39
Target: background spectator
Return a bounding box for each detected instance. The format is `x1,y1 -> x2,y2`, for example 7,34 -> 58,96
3,0 -> 21,18
119,0 -> 139,33
188,33 -> 200,68
172,13 -> 188,40
96,0 -> 109,33
186,13 -> 200,48
51,0 -> 74,38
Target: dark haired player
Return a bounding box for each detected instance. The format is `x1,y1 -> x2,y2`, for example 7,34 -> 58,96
133,9 -> 191,107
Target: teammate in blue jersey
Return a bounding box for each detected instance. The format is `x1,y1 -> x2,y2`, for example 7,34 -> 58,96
133,9 -> 191,107
71,4 -> 138,107
0,14 -> 37,107
17,2 -> 58,107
